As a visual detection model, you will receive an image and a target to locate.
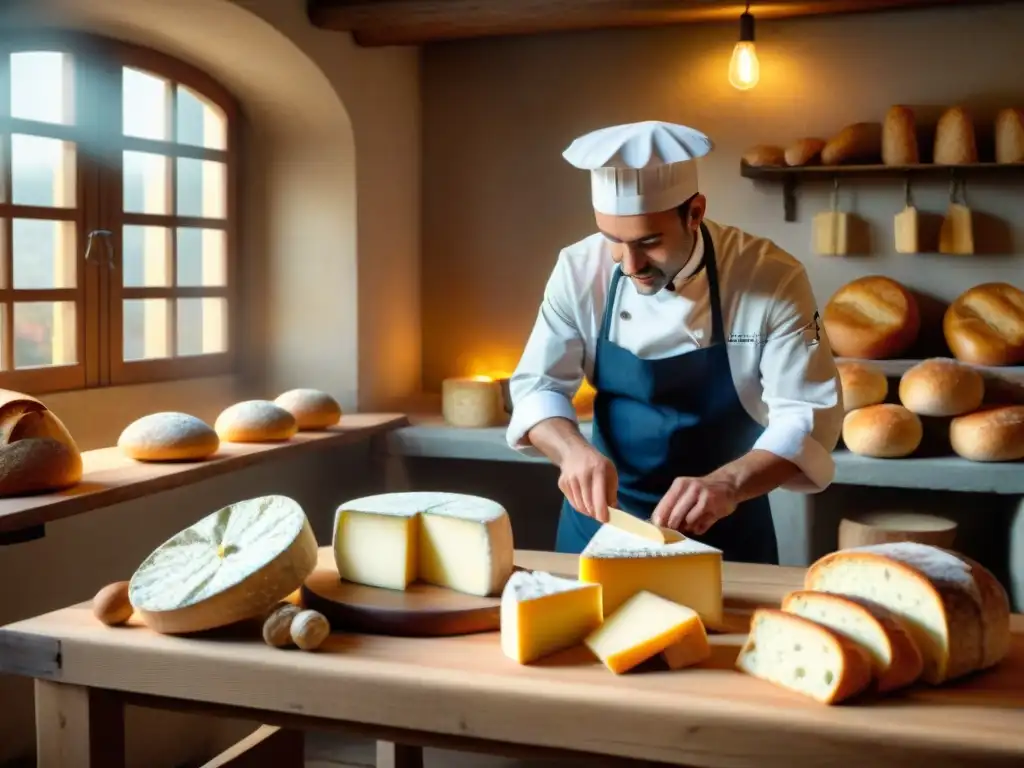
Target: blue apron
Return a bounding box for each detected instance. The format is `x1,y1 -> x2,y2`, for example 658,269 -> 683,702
555,223 -> 779,565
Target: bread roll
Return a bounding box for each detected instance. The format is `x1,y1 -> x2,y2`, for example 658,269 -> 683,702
215,400 -> 298,443
820,122 -> 882,165
995,107 -> 1024,164
836,361 -> 888,412
898,358 -> 984,417
274,388 -> 342,430
842,404 -> 922,458
933,107 -> 977,165
882,105 -> 919,165
949,405 -> 1024,462
742,145 -> 785,167
822,276 -> 920,359
784,138 -> 825,167
118,412 -> 220,461
943,282 -> 1024,366
0,390 -> 82,496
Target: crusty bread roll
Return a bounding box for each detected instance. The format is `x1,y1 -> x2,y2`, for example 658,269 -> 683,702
118,412 -> 220,461
784,138 -> 825,167
949,405 -> 1024,462
842,404 -> 922,458
836,361 -> 888,412
933,106 -> 977,165
742,145 -> 785,167
821,122 -> 882,165
822,276 -> 920,359
274,388 -> 342,430
882,105 -> 919,165
0,390 -> 82,496
898,358 -> 984,417
215,400 -> 298,443
995,107 -> 1024,164
943,282 -> 1024,367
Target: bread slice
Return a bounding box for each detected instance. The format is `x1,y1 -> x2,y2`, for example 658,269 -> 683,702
781,590 -> 923,693
736,608 -> 873,704
804,543 -> 1010,684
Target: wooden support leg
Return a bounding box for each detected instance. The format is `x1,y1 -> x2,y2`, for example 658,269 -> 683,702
201,724 -> 305,768
376,740 -> 424,768
34,680 -> 126,768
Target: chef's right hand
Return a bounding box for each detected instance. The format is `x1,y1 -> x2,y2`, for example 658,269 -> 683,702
558,445 -> 618,523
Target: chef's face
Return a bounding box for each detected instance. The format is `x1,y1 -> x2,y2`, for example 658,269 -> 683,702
595,195 -> 706,296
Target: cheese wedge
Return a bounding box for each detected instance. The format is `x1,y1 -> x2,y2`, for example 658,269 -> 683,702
938,203 -> 973,255
128,495 -> 319,634
579,525 -> 723,628
812,211 -> 849,256
333,492 -> 515,597
500,570 -> 603,664
894,205 -> 919,254
606,506 -> 684,543
585,591 -> 705,674
660,616 -> 711,670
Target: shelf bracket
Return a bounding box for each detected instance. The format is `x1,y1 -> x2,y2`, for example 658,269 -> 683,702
782,176 -> 798,222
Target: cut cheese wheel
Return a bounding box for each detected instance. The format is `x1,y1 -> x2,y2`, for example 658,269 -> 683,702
117,412 -> 220,461
333,492 -> 515,597
736,608 -> 874,704
781,590 -> 923,692
128,495 -> 318,634
215,400 -> 298,443
804,542 -> 1011,684
441,377 -> 504,428
584,590 -> 705,674
274,388 -> 342,430
500,570 -> 602,664
578,525 -> 723,628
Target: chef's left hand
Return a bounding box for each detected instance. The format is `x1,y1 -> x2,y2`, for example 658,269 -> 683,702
651,476 -> 738,536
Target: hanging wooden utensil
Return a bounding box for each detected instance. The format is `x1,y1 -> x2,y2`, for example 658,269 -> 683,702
938,174 -> 974,255
894,176 -> 919,254
812,176 -> 849,256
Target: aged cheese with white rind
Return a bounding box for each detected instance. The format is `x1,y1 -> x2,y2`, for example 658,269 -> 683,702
129,495 -> 318,634
118,412 -> 220,461
500,570 -> 602,664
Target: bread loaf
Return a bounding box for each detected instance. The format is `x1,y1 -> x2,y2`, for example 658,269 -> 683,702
898,358 -> 984,417
804,542 -> 1011,685
821,122 -> 882,165
118,412 -> 220,461
822,276 -> 920,359
215,400 -> 298,443
995,108 -> 1024,164
934,107 -> 977,165
943,282 -> 1024,367
274,388 -> 342,430
836,361 -> 888,412
0,390 -> 81,496
842,404 -> 922,458
882,106 -> 919,166
781,590 -> 923,693
785,138 -> 825,167
949,405 -> 1024,462
742,145 -> 786,167
735,608 -> 874,704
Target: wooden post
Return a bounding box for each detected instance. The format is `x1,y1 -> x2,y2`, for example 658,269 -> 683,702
34,681 -> 126,768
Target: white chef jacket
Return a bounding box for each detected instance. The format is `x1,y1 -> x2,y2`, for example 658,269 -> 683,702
506,219 -> 844,493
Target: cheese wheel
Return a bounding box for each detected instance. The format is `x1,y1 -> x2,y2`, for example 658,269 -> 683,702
129,495 -> 319,634
933,106 -> 978,165
842,404 -> 922,458
117,412 -> 220,461
820,122 -> 882,165
274,388 -> 342,430
805,542 -> 1011,684
995,107 -> 1024,164
898,358 -> 984,417
836,361 -> 888,412
822,276 -> 920,359
735,608 -> 874,704
784,138 -> 825,167
882,105 -> 919,166
943,282 -> 1024,367
215,400 -> 298,443
949,406 -> 1024,462
742,145 -> 785,167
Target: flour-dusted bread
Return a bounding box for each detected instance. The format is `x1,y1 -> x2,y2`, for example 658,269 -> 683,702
836,361 -> 888,412
129,495 -> 319,634
736,608 -> 874,704
781,590 -> 924,693
898,358 -> 984,417
215,400 -> 298,443
804,542 -> 1011,684
949,406 -> 1024,462
274,388 -> 342,430
118,412 -> 220,461
0,390 -> 81,496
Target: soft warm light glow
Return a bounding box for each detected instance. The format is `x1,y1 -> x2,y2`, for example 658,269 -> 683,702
728,41 -> 760,90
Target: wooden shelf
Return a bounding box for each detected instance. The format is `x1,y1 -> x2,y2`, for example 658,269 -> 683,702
740,161 -> 1024,222
835,357 -> 1024,383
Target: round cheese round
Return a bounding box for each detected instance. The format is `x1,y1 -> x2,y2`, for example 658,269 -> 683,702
949,405 -> 1024,462
898,358 -> 984,417
274,388 -> 342,430
836,361 -> 888,412
118,412 -> 220,461
215,400 -> 298,443
943,282 -> 1024,367
129,494 -> 319,634
823,276 -> 920,359
842,403 -> 922,458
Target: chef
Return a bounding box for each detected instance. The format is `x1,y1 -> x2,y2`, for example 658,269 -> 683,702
505,121 -> 844,565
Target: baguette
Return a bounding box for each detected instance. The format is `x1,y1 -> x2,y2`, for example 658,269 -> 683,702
821,122 -> 882,165
785,138 -> 825,167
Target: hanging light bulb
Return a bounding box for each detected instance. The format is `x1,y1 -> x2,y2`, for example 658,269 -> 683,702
728,3 -> 760,91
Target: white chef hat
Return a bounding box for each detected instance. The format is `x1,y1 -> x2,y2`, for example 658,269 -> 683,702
563,121 -> 714,216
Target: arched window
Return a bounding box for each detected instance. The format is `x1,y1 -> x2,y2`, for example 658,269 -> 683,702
0,32 -> 238,394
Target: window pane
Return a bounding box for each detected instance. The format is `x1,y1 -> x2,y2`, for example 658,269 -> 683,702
14,302 -> 76,368
11,135 -> 76,208
176,158 -> 225,218
123,299 -> 169,361
11,52 -> 74,125
176,228 -> 226,286
177,297 -> 227,356
13,219 -> 75,289
122,226 -> 170,287
177,85 -> 227,150
123,151 -> 170,214
123,67 -> 170,141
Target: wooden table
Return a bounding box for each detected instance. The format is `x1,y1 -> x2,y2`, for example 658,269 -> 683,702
2,550 -> 1023,768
